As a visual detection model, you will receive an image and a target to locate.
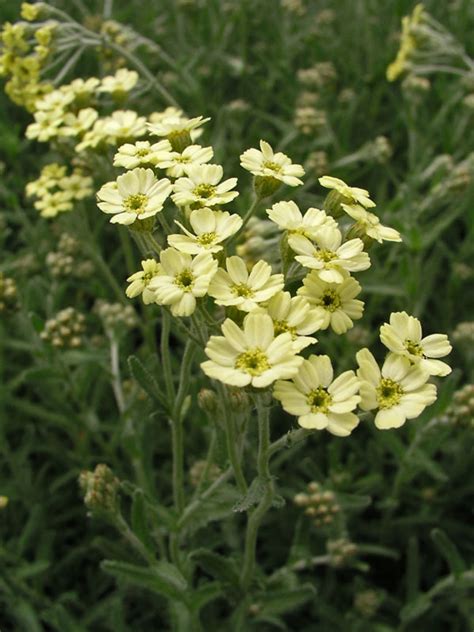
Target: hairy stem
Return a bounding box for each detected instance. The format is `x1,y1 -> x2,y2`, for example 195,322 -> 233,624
217,383 -> 247,494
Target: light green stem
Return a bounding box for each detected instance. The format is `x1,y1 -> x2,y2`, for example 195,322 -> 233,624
161,309 -> 176,403
240,395 -> 274,591
217,383 -> 247,494
226,196 -> 260,249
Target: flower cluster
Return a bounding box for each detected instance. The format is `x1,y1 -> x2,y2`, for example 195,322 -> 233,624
40,307 -> 86,348
294,481 -> 340,527
0,273 -> 18,313
96,115 -> 450,437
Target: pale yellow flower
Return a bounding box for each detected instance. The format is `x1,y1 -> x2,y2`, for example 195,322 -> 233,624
172,164 -> 238,208
288,228 -> 370,283
148,114 -> 210,151
208,256 -> 284,312
59,108 -> 99,137
97,168 -> 172,225
35,89 -> 74,113
126,259 -> 161,304
297,273 -> 364,334
168,207 -> 243,254
266,201 -> 336,237
113,140 -> 172,169
26,109 -> 63,141
319,176 -> 375,208
98,68 -> 139,94
357,348 -> 436,429
201,312 -> 304,388
34,190 -> 73,218
240,140 -> 305,186
274,354 -> 361,436
380,311 -> 451,376
65,77 -> 101,100
342,204 -> 402,243
149,248 -> 218,317
102,110 -> 147,142
156,144 -> 214,178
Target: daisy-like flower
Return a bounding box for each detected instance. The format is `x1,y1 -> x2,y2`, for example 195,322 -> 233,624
58,171 -> 94,200
97,168 -> 172,225
59,108 -> 99,137
356,348 -> 436,429
297,273 -> 364,334
75,120 -> 109,152
149,248 -> 217,317
288,228 -> 371,283
65,77 -> 101,101
126,259 -> 161,304
172,164 -> 238,208
201,312 -> 303,388
26,109 -> 64,141
34,191 -> 73,218
98,69 -> 139,95
341,204 -> 402,243
35,89 -> 74,113
380,311 -> 452,376
102,110 -> 147,142
240,140 -> 304,196
148,115 -> 210,152
208,256 -> 284,312
113,140 -> 172,169
266,201 -> 337,238
274,355 -> 361,436
319,175 -> 376,211
168,208 -> 243,254
264,291 -> 324,352
156,144 -> 214,178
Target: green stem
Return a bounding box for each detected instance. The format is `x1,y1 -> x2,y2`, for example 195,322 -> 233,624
161,309 -> 176,403
240,395 -> 274,591
171,416 -> 185,514
226,196 -> 261,249
217,383 -> 247,494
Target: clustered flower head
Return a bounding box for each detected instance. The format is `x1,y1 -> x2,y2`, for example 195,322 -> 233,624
95,114 -> 450,438
0,273 -> 18,312
40,307 -> 86,348
294,481 -> 340,527
79,464 -> 120,516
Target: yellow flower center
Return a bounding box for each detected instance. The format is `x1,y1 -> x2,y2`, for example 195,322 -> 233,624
196,232 -> 217,246
307,386 -> 332,413
319,289 -> 341,312
124,193 -> 148,215
194,184 -> 216,199
263,160 -> 282,173
235,348 -> 270,376
316,249 -> 337,263
136,148 -> 150,157
232,283 -> 255,298
273,319 -> 297,339
376,378 -> 403,409
404,339 -> 423,357
174,269 -> 194,291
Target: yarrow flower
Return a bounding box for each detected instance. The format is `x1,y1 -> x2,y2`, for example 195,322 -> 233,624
266,201 -> 337,238
172,164 -> 238,208
274,355 -> 361,436
101,110 -> 147,142
59,108 -> 99,137
380,311 -> 452,376
319,176 -> 375,217
26,109 -> 63,141
201,312 -> 304,388
208,256 -> 284,312
113,140 -> 172,169
97,168 -> 172,225
240,140 -> 305,196
263,291 -> 324,352
288,228 -> 371,283
168,208 -> 243,254
342,204 -> 402,243
126,259 -> 161,304
149,248 -> 218,317
98,68 -> 139,95
156,144 -> 214,178
148,114 -> 210,152
356,348 -> 436,429
298,273 -> 364,334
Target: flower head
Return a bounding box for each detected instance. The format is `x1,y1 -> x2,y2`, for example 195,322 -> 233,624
297,273 -> 364,334
266,201 -> 337,238
147,115 -> 210,151
357,348 -> 436,429
264,291 -> 324,352
319,176 -> 375,209
97,168 -> 172,225
342,204 -> 402,243
240,140 -> 304,195
98,68 -> 139,95
113,140 -> 172,169
126,259 -> 161,304
288,228 -> 370,283
156,144 -> 214,178
209,256 -> 284,312
59,108 -> 99,137
380,311 -> 451,376
149,248 -> 217,317
168,208 -> 243,254
201,312 -> 304,388
274,355 -> 361,436
172,164 -> 238,208
102,110 -> 147,142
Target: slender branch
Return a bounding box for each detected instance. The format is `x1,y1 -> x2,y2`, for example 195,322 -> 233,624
160,309 -> 176,403
226,196 -> 261,249
217,383 -> 247,494
109,336 -> 125,414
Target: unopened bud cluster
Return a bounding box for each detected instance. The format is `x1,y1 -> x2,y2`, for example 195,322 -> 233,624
353,589 -> 381,618
46,232 -> 94,279
452,321 -> 474,344
294,106 -> 327,136
94,300 -> 137,334
40,307 -> 85,348
305,151 -> 328,177
326,537 -> 358,567
362,136 -> 393,164
445,384 -> 474,428
79,464 -> 120,515
297,62 -> 337,88
294,481 -> 340,527
0,273 -> 18,312
189,460 -> 221,487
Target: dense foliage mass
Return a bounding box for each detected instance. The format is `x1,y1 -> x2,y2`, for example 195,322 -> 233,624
0,1 -> 473,631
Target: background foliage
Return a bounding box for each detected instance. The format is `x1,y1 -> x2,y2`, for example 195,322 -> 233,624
1,0 -> 473,630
